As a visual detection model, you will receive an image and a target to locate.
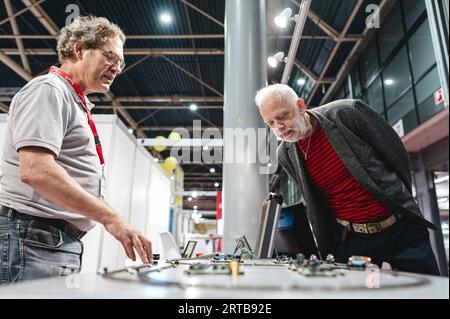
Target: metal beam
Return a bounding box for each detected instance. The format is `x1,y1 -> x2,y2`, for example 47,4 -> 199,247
0,51 -> 32,81
281,0 -> 311,84
94,105 -> 223,110
0,47 -> 224,56
0,0 -> 46,27
180,0 -> 224,28
0,95 -> 224,103
290,0 -> 342,41
181,191 -> 218,196
4,0 -> 31,73
161,55 -> 223,97
139,138 -> 223,147
0,102 -> 9,113
307,9 -> 340,40
105,92 -> 146,139
140,125 -> 222,132
306,0 -> 364,105
319,0 -> 394,105
21,0 -> 58,35
184,172 -> 222,177
0,34 -> 224,40
0,33 -> 362,41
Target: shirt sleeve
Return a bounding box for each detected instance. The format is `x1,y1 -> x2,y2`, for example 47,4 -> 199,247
12,83 -> 71,157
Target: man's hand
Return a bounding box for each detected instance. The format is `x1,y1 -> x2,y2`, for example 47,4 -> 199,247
103,215 -> 152,264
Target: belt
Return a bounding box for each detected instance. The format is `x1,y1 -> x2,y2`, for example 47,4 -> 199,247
0,206 -> 86,240
336,212 -> 402,235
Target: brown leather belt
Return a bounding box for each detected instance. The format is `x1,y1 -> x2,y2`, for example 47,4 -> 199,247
0,206 -> 86,240
336,212 -> 402,235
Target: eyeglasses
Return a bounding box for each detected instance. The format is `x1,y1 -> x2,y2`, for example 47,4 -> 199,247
93,46 -> 126,71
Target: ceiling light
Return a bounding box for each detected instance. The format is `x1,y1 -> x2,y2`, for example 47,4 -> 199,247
297,78 -> 306,86
153,158 -> 159,163
160,13 -> 172,24
192,191 -> 198,198
268,51 -> 285,68
203,145 -> 209,151
274,8 -> 293,28
193,205 -> 198,210
128,128 -> 133,134
384,79 -> 394,86
187,197 -> 192,202
214,182 -> 219,187
210,168 -> 215,173
190,103 -> 198,111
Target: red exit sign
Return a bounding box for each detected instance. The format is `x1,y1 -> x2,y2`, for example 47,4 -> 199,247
434,88 -> 444,105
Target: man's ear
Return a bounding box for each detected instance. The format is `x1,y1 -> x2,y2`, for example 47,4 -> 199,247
297,98 -> 306,113
74,42 -> 83,59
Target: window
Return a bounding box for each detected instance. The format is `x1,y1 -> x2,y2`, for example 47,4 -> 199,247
415,61 -> 444,124
360,39 -> 379,86
409,21 -> 437,81
387,89 -> 415,125
402,0 -> 426,30
382,47 -> 411,106
366,76 -> 384,114
378,1 -> 405,62
351,67 -> 362,97
415,66 -> 440,105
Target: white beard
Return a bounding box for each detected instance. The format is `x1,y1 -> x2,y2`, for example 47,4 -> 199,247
279,114 -> 311,142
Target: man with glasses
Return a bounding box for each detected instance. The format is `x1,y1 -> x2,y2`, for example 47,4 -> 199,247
0,16 -> 151,285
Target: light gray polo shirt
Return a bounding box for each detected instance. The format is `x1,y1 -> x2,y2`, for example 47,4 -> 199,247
0,72 -> 105,231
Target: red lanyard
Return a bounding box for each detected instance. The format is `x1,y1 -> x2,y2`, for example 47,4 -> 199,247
49,66 -> 105,166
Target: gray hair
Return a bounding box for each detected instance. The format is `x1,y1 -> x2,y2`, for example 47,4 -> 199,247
254,84 -> 298,108
56,16 -> 126,64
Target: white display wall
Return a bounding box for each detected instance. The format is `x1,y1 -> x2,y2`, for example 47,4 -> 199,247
0,114 -> 171,273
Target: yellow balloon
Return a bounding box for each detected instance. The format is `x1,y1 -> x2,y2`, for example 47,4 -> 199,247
168,132 -> 182,140
164,156 -> 178,172
153,136 -> 166,152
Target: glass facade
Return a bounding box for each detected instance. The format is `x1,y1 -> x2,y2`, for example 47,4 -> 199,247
332,0 -> 445,136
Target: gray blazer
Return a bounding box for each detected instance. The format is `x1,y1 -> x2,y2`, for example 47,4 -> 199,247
277,99 -> 436,258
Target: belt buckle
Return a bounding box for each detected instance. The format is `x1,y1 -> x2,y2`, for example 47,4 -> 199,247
352,223 -> 366,233
366,223 -> 379,234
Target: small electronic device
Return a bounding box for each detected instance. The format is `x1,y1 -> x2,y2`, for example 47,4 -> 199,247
182,240 -> 197,258
348,255 -> 372,267
233,235 -> 255,259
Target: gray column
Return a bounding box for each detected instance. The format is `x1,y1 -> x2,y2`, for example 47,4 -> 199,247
411,153 -> 448,276
223,0 -> 269,253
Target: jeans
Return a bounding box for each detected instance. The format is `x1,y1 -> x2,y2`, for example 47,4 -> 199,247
0,214 -> 83,286
334,216 -> 441,276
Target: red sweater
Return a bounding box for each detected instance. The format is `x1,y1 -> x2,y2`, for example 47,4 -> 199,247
298,126 -> 391,223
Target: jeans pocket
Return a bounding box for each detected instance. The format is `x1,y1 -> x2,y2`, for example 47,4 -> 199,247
0,233 -> 9,285
23,220 -> 63,250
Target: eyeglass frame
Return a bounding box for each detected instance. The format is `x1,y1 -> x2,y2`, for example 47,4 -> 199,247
91,46 -> 126,71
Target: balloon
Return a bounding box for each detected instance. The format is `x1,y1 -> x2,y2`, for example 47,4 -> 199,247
153,135 -> 166,152
168,132 -> 182,140
163,156 -> 178,172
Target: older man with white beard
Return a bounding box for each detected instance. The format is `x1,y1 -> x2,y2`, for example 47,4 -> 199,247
255,84 -> 440,276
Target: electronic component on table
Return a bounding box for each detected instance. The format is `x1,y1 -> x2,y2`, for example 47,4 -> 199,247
185,262 -> 244,275
348,255 -> 372,268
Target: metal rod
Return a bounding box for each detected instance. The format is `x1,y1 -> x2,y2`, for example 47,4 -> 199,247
281,0 -> 311,84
